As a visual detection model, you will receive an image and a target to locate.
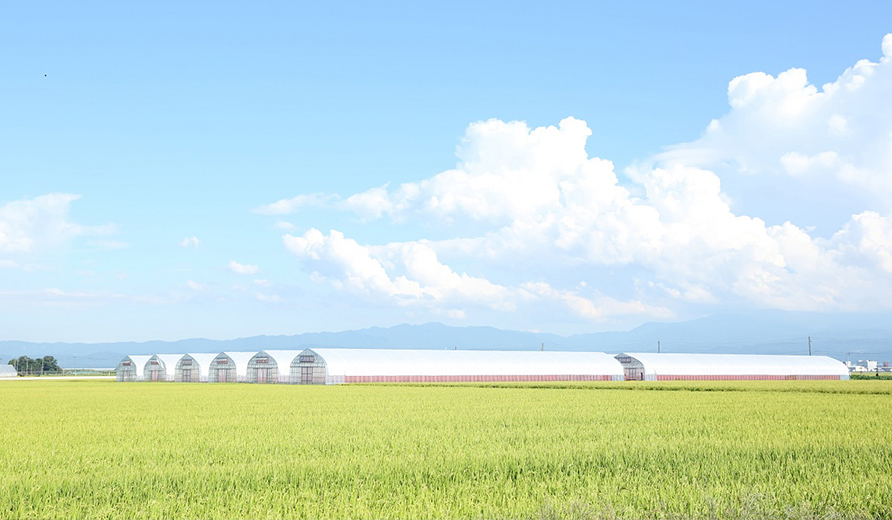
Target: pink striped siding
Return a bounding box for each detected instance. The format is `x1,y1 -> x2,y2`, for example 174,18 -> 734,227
342,374 -> 615,383
654,374 -> 842,381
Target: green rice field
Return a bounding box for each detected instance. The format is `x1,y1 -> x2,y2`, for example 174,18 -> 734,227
1,380 -> 890,519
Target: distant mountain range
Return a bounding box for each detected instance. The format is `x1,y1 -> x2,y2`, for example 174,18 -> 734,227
3,311 -> 891,368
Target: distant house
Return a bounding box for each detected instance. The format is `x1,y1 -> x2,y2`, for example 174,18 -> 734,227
0,365 -> 17,378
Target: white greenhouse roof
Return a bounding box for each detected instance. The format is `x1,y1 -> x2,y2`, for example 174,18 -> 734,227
121,355 -> 152,380
256,350 -> 302,377
184,353 -> 220,380
151,354 -> 186,379
0,365 -> 17,377
217,352 -> 256,377
621,353 -> 849,377
306,348 -> 624,377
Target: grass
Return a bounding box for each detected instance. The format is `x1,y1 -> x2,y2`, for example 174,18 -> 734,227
849,372 -> 892,380
0,380 -> 890,519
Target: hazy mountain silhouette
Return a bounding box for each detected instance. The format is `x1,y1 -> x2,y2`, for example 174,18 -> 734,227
2,311 -> 890,368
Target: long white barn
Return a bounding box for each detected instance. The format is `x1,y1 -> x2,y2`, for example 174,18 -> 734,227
297,348 -> 626,384
175,353 -> 219,382
616,353 -> 850,381
114,350 -> 852,383
115,355 -> 152,382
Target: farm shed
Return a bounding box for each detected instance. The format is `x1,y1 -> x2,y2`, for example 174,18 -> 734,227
208,352 -> 255,383
175,353 -> 219,382
115,355 -> 152,382
291,348 -> 625,384
247,350 -> 301,384
616,353 -> 850,381
144,354 -> 185,382
0,365 -> 18,378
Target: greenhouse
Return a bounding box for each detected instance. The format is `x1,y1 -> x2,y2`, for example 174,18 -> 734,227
247,350 -> 301,384
0,365 -> 18,378
115,355 -> 152,382
208,352 -> 255,383
291,348 -> 625,384
175,353 -> 219,382
144,354 -> 185,382
616,353 -> 850,381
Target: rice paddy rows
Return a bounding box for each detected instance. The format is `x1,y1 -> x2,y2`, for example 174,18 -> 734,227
0,380 -> 890,519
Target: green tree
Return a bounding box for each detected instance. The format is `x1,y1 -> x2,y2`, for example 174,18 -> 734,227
7,356 -> 61,376
40,356 -> 61,373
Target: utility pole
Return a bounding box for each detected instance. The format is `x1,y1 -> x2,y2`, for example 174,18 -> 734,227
541,342 -> 544,351
658,340 -> 661,353
808,336 -> 812,356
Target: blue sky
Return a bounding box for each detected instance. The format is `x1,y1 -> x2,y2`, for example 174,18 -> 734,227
2,1 -> 892,342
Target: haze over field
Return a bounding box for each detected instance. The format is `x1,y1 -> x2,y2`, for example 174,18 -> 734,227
3,2 -> 892,347
3,313 -> 890,369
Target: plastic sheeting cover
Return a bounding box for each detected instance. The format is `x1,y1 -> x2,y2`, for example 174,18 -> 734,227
182,353 -> 220,380
119,355 -> 152,381
307,348 -> 625,377
0,365 -> 18,377
151,354 -> 186,380
621,353 -> 849,377
215,352 -> 256,378
254,350 -> 302,380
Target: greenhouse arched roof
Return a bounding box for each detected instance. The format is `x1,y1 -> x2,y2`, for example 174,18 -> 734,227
621,353 -> 848,377
184,353 -> 220,380
307,348 -> 624,377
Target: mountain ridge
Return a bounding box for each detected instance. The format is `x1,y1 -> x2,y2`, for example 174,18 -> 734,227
3,311 -> 891,368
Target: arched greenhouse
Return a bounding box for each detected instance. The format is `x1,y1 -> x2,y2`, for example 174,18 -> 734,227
290,348 -> 626,384
246,350 -> 301,384
115,355 -> 152,382
208,352 -> 255,383
615,353 -> 850,381
144,354 -> 185,382
175,353 -> 219,382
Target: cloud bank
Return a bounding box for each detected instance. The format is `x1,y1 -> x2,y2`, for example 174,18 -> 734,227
0,194 -> 114,267
263,34 -> 892,326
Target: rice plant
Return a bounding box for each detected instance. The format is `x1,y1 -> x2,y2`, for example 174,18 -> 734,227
0,380 -> 889,519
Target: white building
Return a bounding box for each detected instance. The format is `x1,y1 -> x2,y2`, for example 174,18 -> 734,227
207,352 -> 256,383
175,353 -> 219,382
115,355 -> 153,382
291,348 -> 626,384
616,353 -> 850,381
144,354 -> 185,382
247,350 -> 302,384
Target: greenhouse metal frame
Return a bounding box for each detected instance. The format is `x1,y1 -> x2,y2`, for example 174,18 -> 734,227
115,355 -> 152,382
144,354 -> 185,382
247,350 -> 302,384
208,352 -> 255,383
175,353 -> 219,382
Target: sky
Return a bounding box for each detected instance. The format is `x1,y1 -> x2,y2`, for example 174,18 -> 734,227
2,1 -> 892,342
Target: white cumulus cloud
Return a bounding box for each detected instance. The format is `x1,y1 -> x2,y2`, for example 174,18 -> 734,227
227,260 -> 260,275
261,34 -> 892,326
0,193 -> 114,254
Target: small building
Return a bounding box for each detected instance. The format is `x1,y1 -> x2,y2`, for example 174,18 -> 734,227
247,350 -> 301,384
175,353 -> 219,382
0,365 -> 18,378
144,354 -> 185,382
115,355 -> 152,382
616,353 -> 850,381
208,352 -> 255,383
291,348 -> 626,384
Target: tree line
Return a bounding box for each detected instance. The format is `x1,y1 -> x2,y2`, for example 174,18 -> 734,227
7,356 -> 62,375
